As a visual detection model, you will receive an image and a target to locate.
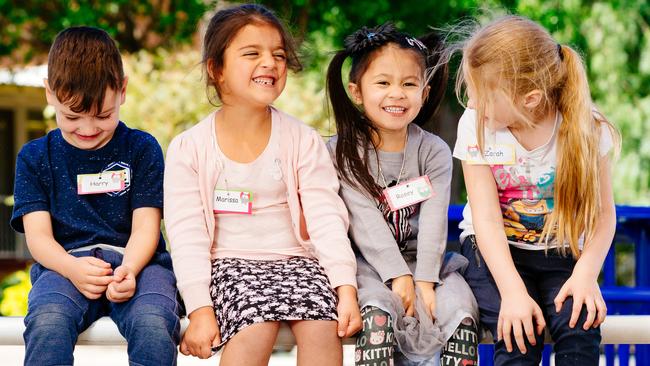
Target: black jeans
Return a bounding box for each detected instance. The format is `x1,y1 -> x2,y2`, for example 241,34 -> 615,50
460,235 -> 601,366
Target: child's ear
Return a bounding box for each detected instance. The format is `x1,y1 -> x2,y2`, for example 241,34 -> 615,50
522,89 -> 543,109
43,78 -> 55,105
119,76 -> 129,105
422,85 -> 431,104
348,82 -> 362,104
207,59 -> 222,84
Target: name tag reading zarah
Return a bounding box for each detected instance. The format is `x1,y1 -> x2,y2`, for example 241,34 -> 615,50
383,176 -> 434,211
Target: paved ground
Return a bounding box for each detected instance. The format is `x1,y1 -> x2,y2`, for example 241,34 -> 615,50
3,345 -> 359,365
2,346 -> 632,365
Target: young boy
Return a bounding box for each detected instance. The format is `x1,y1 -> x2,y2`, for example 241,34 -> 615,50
10,26 -> 180,365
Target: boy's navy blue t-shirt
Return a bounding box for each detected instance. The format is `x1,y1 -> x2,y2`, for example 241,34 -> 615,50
11,122 -> 166,252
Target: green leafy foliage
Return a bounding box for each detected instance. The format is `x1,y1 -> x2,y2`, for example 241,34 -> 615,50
4,0 -> 650,202
0,0 -> 213,63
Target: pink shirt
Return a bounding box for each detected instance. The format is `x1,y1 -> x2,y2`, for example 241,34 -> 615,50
164,107 -> 357,315
212,112 -> 307,259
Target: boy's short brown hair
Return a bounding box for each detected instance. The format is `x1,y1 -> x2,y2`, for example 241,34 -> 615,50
47,26 -> 124,114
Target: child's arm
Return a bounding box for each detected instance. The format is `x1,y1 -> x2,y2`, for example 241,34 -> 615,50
164,133 -> 220,355
327,134 -> 415,315
180,306 -> 220,359
553,155 -> 614,330
462,161 -> 546,354
23,211 -> 113,299
106,207 -> 161,303
414,136 -> 453,319
296,130 -> 361,333
336,285 -> 363,337
339,182 -> 416,315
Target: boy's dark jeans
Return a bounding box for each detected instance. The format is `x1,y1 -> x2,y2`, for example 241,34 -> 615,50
460,235 -> 601,366
23,248 -> 180,366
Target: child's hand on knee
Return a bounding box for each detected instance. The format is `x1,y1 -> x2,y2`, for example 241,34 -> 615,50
181,306 -> 220,359
554,270 -> 607,330
106,265 -> 136,303
391,275 -> 416,317
416,281 -> 437,320
336,285 -> 362,337
498,289 -> 546,354
65,255 -> 113,300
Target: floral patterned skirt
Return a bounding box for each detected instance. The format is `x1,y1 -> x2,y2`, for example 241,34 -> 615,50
210,256 -> 338,350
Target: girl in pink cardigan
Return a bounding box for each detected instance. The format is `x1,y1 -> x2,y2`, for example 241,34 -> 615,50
163,4 -> 361,364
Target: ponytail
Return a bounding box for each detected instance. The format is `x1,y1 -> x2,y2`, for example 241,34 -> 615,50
326,50 -> 383,198
412,32 -> 449,127
543,45 -> 602,257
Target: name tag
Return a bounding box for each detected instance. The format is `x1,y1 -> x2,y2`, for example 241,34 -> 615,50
213,189 -> 253,214
383,176 -> 434,211
77,170 -> 127,195
466,144 -> 516,165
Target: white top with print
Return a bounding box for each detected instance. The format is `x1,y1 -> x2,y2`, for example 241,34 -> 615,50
453,108 -> 614,250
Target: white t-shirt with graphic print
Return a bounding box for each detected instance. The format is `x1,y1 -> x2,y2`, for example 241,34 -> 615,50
453,108 -> 614,250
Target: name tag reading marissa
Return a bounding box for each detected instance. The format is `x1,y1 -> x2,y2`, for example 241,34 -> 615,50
77,170 -> 127,195
213,190 -> 253,214
383,176 -> 434,211
466,144 -> 516,165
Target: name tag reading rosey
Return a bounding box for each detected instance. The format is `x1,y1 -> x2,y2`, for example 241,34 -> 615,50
77,170 -> 127,195
383,176 -> 434,211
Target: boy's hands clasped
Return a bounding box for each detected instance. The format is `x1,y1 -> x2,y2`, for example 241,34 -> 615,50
64,255 -> 137,302
106,264 -> 137,303
64,256 -> 113,299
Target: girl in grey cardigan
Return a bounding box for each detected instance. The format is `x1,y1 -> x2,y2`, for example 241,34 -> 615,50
326,23 -> 478,365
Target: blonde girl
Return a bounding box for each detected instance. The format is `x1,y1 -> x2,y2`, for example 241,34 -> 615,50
452,15 -> 619,365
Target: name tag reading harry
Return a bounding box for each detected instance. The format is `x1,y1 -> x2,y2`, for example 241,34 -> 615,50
466,144 -> 516,165
383,176 -> 434,211
213,190 -> 253,214
77,170 -> 127,195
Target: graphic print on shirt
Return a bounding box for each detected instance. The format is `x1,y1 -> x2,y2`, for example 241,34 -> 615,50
102,161 -> 131,197
491,159 -> 555,245
378,180 -> 416,251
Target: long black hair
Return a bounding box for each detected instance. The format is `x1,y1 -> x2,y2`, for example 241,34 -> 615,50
326,23 -> 449,198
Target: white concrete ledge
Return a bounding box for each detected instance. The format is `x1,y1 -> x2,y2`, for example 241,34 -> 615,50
1,315 -> 649,346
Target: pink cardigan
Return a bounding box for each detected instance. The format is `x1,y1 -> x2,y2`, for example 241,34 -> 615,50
164,107 -> 357,315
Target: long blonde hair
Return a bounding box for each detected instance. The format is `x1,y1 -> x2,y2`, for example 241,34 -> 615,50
456,15 -> 619,258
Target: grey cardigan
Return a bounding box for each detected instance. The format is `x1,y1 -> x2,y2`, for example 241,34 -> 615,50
327,123 -> 452,284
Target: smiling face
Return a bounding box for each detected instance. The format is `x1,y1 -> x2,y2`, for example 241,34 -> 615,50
349,44 -> 428,137
45,79 -> 126,150
216,23 -> 288,108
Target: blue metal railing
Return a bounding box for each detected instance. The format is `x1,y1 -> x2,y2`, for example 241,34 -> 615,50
447,204 -> 650,365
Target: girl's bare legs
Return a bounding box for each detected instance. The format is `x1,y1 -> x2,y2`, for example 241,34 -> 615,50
219,322 -> 280,366
289,320 -> 342,366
